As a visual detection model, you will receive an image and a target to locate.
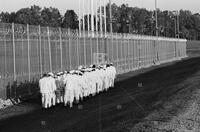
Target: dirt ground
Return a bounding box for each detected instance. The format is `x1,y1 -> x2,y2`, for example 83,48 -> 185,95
0,41 -> 200,132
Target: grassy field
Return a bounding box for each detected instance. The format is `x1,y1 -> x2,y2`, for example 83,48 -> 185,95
0,40 -> 199,132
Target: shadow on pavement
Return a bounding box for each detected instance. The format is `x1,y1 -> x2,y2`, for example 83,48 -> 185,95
0,57 -> 200,132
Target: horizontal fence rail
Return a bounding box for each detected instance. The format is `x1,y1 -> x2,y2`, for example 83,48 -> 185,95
0,22 -> 187,99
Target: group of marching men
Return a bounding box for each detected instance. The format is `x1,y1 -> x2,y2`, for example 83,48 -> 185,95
39,63 -> 117,108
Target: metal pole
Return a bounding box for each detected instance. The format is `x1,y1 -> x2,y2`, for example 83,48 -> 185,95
47,27 -> 52,72
109,0 -> 113,63
79,0 -> 81,33
90,0 -> 93,65
27,24 -> 31,81
68,28 -> 72,70
104,0 -> 107,35
111,30 -> 113,62
95,0 -> 99,64
84,29 -> 86,66
96,32 -> 99,65
107,34 -> 110,63
177,11 -> 180,38
128,35 -> 130,71
82,0 -> 86,66
87,0 -> 90,31
59,27 -> 63,71
76,29 -> 79,66
109,0 -> 113,33
12,23 -> 16,81
155,0 -> 158,36
96,0 -> 98,32
174,19 -> 177,38
83,0 -> 85,32
100,0 -> 103,37
116,33 -> 119,73
90,32 -> 93,65
121,34 -> 123,73
38,25 -> 42,75
3,25 -> 7,78
91,0 -> 94,33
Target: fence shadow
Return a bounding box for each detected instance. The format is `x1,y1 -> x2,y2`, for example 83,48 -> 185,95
0,57 -> 199,132
106,57 -> 200,131
6,79 -> 40,104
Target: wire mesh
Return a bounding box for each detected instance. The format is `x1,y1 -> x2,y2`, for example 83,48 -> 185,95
0,22 -> 188,99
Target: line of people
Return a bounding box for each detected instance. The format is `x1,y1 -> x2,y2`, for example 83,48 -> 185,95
39,63 -> 117,108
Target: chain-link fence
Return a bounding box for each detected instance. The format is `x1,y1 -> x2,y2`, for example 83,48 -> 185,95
0,22 -> 187,99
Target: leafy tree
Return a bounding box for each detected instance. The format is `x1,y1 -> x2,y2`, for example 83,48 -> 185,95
30,5 -> 43,25
41,7 -> 62,27
15,8 -> 32,24
109,3 -> 121,33
0,12 -> 13,23
62,10 -> 79,29
118,4 -> 130,33
14,5 -> 42,25
9,12 -> 17,23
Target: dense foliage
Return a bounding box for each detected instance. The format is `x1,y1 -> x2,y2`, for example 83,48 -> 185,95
0,4 -> 200,40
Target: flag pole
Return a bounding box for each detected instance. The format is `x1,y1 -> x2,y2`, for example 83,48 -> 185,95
91,0 -> 94,34
100,0 -> 103,37
104,0 -> 107,36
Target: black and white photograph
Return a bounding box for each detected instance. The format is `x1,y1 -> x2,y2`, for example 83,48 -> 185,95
0,0 -> 199,131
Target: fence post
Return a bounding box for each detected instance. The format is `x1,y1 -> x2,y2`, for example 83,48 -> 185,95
145,37 -> 147,66
107,34 -> 110,63
90,32 -> 93,65
47,27 -> 52,72
3,25 -> 7,78
96,32 -> 99,65
131,36 -> 133,70
104,33 -> 108,64
27,24 -> 31,81
68,28 -> 72,70
138,35 -> 141,68
124,34 -> 127,72
84,30 -> 86,66
59,27 -> 63,71
121,33 -> 123,73
76,29 -> 79,67
38,25 -> 42,75
148,37 -> 150,65
12,23 -> 16,81
116,33 -> 119,74
111,33 -> 113,63
128,34 -> 130,71
132,36 -> 135,70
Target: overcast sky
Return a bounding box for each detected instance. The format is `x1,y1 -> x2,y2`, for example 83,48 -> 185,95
0,0 -> 199,15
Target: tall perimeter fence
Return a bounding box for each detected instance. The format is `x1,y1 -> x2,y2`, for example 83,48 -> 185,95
0,23 -> 187,99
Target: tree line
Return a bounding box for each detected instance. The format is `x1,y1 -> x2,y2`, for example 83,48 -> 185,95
109,4 -> 200,40
0,4 -> 200,40
0,5 -> 79,29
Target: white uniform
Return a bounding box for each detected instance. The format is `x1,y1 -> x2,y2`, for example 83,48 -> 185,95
49,77 -> 57,107
89,70 -> 98,96
94,69 -> 102,94
76,74 -> 87,100
72,74 -> 82,103
39,76 -> 56,108
55,75 -> 65,104
83,71 -> 92,96
63,74 -> 75,107
110,66 -> 117,87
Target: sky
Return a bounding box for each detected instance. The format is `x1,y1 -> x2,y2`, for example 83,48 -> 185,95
0,0 -> 199,15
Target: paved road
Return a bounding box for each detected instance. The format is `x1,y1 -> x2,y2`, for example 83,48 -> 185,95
0,56 -> 200,132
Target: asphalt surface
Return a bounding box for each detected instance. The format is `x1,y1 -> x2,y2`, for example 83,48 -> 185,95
0,55 -> 200,132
